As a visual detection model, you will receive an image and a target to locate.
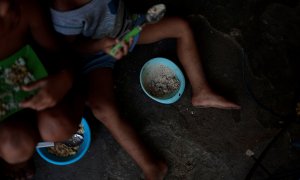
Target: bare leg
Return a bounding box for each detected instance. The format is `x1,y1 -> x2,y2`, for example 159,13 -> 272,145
0,92 -> 83,179
86,68 -> 167,180
138,17 -> 240,109
37,90 -> 84,142
0,110 -> 38,180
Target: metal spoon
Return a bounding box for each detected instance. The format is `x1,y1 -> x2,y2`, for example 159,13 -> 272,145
145,4 -> 166,23
36,133 -> 84,148
63,133 -> 84,147
109,4 -> 166,56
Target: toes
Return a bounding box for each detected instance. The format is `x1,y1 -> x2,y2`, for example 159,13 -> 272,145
25,170 -> 34,180
192,93 -> 240,110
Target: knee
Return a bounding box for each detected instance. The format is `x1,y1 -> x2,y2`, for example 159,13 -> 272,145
0,129 -> 35,164
172,17 -> 193,37
88,99 -> 117,125
38,111 -> 80,142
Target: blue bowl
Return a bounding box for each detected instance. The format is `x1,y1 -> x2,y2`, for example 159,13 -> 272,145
36,118 -> 91,166
140,57 -> 185,104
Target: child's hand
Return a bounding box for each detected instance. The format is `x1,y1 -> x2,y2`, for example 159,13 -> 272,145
97,37 -> 117,51
100,37 -> 133,60
19,71 -> 73,111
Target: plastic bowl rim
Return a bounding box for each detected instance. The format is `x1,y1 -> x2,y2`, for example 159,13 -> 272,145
36,117 -> 91,166
139,57 -> 185,104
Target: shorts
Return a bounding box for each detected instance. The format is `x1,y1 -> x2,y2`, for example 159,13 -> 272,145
82,14 -> 145,74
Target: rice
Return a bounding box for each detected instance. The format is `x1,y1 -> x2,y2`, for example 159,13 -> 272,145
48,124 -> 84,157
145,64 -> 180,98
0,57 -> 34,119
48,143 -> 79,157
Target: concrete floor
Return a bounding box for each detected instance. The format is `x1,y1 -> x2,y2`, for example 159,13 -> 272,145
34,0 -> 300,179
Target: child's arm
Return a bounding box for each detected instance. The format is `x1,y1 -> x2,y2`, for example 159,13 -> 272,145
66,36 -> 116,54
18,0 -> 76,110
63,35 -> 133,60
19,70 -> 74,110
25,0 -> 64,52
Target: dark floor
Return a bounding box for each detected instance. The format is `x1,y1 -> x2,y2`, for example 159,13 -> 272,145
34,0 -> 300,179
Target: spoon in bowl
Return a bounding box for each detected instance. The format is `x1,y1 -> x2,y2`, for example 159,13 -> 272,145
36,133 -> 84,148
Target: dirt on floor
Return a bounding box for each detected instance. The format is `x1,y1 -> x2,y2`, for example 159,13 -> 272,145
34,0 -> 300,179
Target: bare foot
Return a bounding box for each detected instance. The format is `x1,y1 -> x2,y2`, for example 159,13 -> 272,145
144,160 -> 168,180
192,90 -> 240,109
0,158 -> 35,180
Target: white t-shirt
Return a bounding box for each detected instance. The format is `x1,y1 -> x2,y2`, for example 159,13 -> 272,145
50,0 -> 127,39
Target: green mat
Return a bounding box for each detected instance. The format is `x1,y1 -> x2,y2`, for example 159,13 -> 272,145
0,45 -> 48,121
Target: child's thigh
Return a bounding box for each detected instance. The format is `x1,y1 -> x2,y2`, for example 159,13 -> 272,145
36,89 -> 84,141
138,16 -> 191,44
85,68 -> 114,106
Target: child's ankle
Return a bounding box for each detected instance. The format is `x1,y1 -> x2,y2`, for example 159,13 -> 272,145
143,160 -> 168,180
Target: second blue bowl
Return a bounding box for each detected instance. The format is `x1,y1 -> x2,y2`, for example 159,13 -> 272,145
140,57 -> 185,104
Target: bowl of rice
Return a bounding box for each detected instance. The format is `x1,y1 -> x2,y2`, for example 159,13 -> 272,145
36,118 -> 91,165
140,57 -> 185,104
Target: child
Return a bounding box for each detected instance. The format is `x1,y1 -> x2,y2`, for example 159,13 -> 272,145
0,0 -> 83,179
49,0 -> 240,179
